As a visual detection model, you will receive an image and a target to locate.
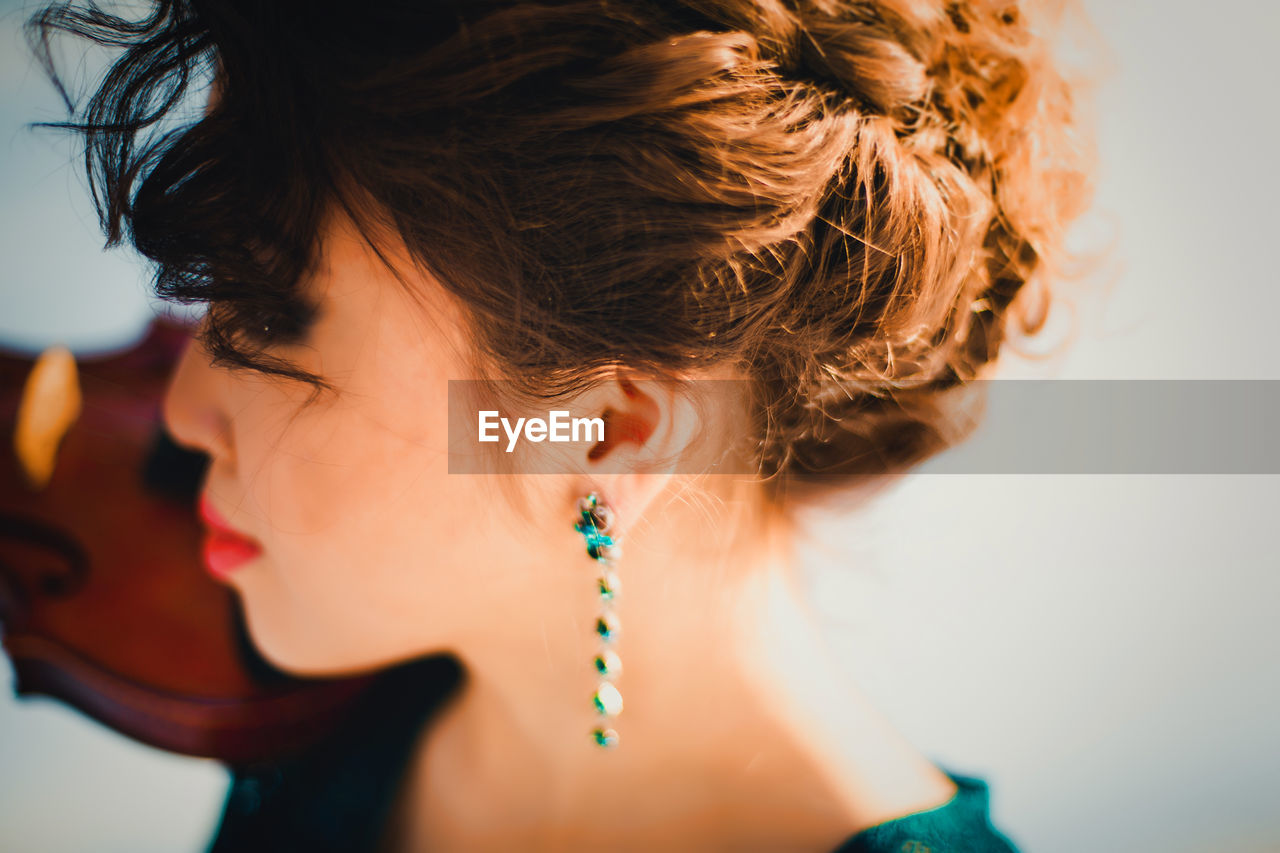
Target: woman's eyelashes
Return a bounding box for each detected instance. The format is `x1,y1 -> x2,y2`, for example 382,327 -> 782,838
239,301 -> 320,350
248,321 -> 301,347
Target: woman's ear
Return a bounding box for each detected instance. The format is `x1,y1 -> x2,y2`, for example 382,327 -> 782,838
587,377 -> 660,463
576,374 -> 705,529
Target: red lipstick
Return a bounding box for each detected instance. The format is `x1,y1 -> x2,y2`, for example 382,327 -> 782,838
198,494 -> 262,580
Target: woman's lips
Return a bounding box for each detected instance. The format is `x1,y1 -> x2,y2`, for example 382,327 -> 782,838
198,494 -> 262,580
201,530 -> 262,579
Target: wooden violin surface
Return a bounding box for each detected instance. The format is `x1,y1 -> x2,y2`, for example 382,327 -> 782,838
0,315 -> 377,766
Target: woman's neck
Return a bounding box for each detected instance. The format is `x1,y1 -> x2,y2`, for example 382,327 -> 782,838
379,488 -> 956,851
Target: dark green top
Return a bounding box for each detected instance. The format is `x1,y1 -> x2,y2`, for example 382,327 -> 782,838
207,656 -> 1020,852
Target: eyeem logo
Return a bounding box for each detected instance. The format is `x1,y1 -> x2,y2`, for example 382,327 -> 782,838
478,410 -> 605,453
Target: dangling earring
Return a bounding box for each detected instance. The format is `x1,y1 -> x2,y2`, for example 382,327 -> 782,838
574,492 -> 623,748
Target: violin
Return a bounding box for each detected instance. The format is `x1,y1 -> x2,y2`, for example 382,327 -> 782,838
0,313 -> 378,766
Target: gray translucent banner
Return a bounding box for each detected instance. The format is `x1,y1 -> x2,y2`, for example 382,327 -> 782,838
447,380 -> 1280,475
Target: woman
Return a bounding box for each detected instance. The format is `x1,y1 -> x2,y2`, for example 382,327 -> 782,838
30,0 -> 1091,849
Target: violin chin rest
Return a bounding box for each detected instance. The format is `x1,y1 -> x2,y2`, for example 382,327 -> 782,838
14,344 -> 81,492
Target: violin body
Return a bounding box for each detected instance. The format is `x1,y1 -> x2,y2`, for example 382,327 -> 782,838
0,315 -> 376,766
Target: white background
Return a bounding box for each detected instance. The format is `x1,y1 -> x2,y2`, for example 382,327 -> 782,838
2,1 -> 1278,851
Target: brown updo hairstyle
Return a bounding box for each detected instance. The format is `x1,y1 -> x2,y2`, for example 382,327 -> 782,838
30,0 -> 1093,502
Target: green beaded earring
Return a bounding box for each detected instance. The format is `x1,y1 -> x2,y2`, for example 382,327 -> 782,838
575,492 -> 623,748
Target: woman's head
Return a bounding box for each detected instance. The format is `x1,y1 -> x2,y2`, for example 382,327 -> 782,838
159,206 -> 769,678
32,0 -> 1091,673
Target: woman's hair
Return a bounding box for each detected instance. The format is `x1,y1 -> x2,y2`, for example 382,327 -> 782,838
30,0 -> 1093,501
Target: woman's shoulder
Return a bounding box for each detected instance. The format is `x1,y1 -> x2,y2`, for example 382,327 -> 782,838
830,767 -> 1021,853
207,655 -> 462,853
207,658 -> 1018,853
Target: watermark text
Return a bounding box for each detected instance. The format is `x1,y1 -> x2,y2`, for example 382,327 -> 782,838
478,410 -> 605,453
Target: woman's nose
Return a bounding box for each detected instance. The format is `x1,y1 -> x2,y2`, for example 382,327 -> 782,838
161,329 -> 233,461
